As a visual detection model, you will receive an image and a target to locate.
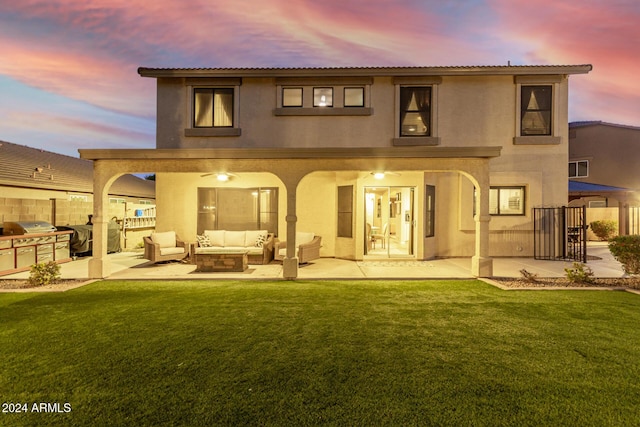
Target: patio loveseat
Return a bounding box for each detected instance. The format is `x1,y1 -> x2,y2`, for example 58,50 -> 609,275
192,230 -> 274,265
274,232 -> 322,264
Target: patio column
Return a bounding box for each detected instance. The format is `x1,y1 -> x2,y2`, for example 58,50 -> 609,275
471,166 -> 493,277
88,161 -> 112,279
282,182 -> 298,280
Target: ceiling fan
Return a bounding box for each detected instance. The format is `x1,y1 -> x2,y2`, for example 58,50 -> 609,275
200,172 -> 238,182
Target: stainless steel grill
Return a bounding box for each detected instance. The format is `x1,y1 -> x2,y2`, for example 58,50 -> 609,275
3,221 -> 57,235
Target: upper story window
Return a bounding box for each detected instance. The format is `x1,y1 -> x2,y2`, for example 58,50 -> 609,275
274,77 -> 372,116
400,87 -> 431,136
344,87 -> 364,107
185,78 -> 241,137
521,85 -> 551,136
282,87 -> 303,107
569,160 -> 589,178
194,88 -> 234,127
313,88 -> 333,107
392,76 -> 441,146
514,75 -> 562,145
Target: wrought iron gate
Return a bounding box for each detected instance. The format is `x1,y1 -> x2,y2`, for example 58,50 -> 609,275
533,206 -> 587,262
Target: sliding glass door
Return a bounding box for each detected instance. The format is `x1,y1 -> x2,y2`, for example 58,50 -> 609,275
364,186 -> 415,258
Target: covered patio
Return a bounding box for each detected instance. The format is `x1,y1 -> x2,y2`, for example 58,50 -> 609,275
80,146 -> 501,280
1,242 -> 626,283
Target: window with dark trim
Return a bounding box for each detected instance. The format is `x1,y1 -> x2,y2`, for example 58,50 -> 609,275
400,87 -> 431,136
521,85 -> 552,136
193,88 -> 234,128
282,87 -> 303,107
197,187 -> 278,235
337,185 -> 353,237
344,87 -> 364,107
490,186 -> 525,215
425,185 -> 435,237
313,87 -> 333,107
569,160 -> 588,178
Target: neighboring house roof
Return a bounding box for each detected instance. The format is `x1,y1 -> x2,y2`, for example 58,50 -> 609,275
569,180 -> 632,193
138,64 -> 592,78
570,121 -> 640,131
0,140 -> 155,198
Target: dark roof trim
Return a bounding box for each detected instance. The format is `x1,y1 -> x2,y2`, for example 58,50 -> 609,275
569,121 -> 640,131
138,65 -> 592,79
80,146 -> 502,160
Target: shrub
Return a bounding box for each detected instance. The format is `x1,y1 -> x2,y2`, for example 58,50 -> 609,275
590,220 -> 617,241
28,261 -> 61,287
519,269 -> 538,282
564,262 -> 594,284
608,235 -> 640,275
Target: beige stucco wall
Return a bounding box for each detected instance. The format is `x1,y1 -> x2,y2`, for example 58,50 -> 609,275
149,72 -> 571,258
570,124 -> 640,191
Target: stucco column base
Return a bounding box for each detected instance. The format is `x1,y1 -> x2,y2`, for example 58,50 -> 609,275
282,257 -> 299,280
471,256 -> 493,278
88,257 -> 111,279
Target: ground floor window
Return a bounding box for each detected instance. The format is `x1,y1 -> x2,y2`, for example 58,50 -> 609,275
197,187 -> 278,234
337,185 -> 353,237
425,185 -> 435,237
490,186 -> 525,215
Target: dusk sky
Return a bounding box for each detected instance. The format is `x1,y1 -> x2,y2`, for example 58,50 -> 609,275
0,0 -> 638,157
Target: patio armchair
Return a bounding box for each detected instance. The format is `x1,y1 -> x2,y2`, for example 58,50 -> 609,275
274,232 -> 322,264
143,231 -> 188,263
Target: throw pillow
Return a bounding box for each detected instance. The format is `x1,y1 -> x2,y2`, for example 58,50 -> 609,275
196,234 -> 212,247
255,234 -> 267,248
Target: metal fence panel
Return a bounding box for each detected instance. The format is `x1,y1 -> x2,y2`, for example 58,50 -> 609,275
534,206 -> 586,262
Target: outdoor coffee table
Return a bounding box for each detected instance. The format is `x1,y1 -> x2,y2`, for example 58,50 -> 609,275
194,250 -> 248,272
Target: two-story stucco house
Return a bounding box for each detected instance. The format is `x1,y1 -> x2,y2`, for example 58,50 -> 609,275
80,65 -> 591,279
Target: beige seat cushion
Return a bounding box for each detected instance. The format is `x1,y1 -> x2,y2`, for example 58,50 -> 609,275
204,230 -> 225,247
296,232 -> 315,245
151,231 -> 176,248
225,231 -> 246,247
159,247 -> 185,256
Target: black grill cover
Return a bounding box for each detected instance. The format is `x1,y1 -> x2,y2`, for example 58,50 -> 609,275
58,221 -> 121,255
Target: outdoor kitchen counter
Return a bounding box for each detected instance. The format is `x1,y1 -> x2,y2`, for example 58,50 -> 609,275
0,230 -> 74,276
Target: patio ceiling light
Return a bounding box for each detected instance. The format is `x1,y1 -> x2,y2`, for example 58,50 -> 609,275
201,172 -> 238,181
371,172 -> 400,180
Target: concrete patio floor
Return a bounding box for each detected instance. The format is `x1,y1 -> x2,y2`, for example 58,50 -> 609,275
2,242 -> 626,281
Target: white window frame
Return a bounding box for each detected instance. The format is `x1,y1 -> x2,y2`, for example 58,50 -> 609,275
569,160 -> 589,178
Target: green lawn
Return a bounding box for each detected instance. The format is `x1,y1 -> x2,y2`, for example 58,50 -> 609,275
1,280 -> 639,426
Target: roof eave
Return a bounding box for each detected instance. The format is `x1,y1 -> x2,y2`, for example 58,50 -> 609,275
138,65 -> 593,79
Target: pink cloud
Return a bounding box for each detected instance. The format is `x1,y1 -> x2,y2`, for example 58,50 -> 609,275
0,36 -> 155,117
490,0 -> 640,125
0,109 -> 152,145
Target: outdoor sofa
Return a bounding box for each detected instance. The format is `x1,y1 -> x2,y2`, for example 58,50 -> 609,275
192,230 -> 274,265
